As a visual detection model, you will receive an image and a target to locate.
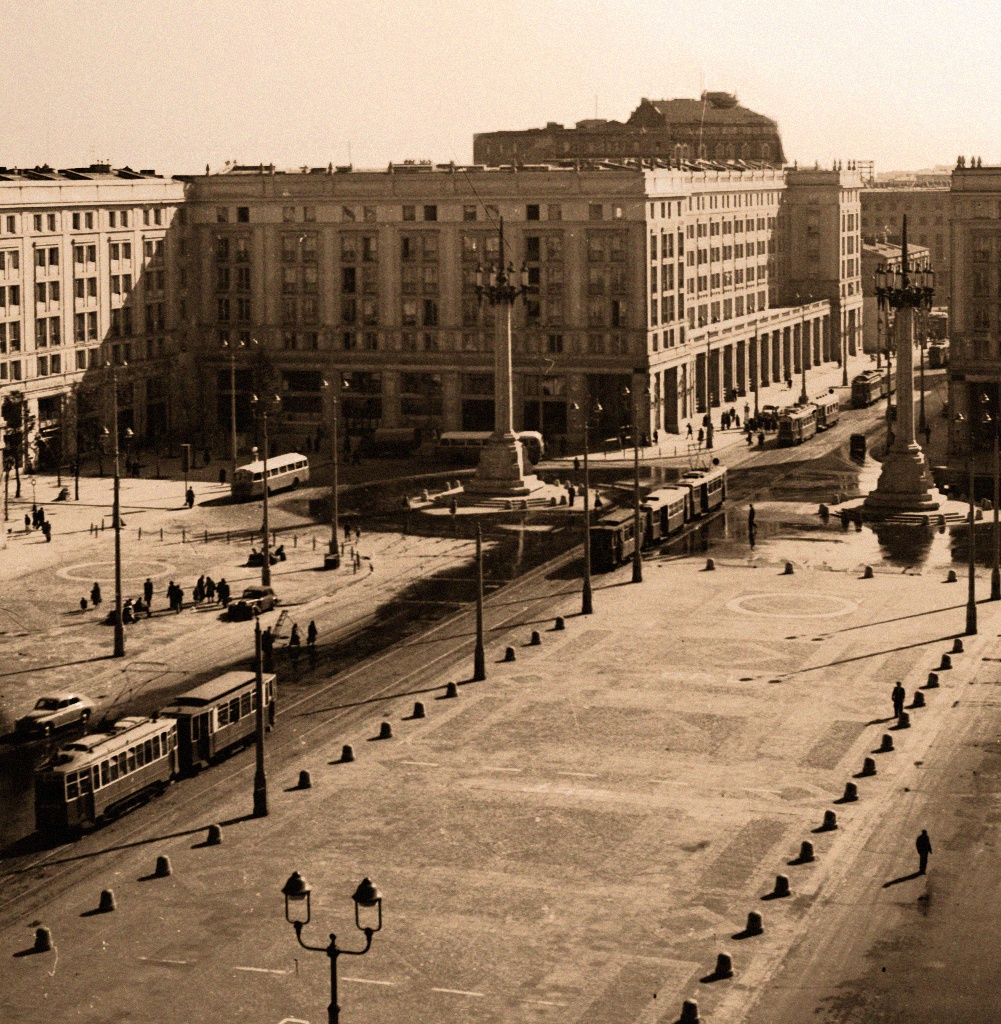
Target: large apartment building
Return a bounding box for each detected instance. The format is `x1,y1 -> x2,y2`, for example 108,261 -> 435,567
0,164 -> 185,468
179,159 -> 859,454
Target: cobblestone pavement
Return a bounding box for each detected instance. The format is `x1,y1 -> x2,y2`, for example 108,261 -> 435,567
2,511 -> 992,1023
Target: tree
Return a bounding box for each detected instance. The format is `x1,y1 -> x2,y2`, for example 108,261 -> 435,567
2,391 -> 35,499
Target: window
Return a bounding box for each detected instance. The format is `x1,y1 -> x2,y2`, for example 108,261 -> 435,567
547,333 -> 563,354
303,206 -> 315,222
423,205 -> 437,222
341,235 -> 358,262
5,216 -> 14,233
527,204 -> 540,221
154,208 -> 162,226
35,249 -> 45,268
218,297 -> 231,321
36,282 -> 47,304
342,267 -> 356,293
74,313 -> 85,341
47,213 -> 56,232
237,206 -> 249,223
525,236 -> 540,262
422,234 -> 437,261
33,214 -> 42,232
121,210 -> 129,228
37,355 -> 48,376
283,206 -> 296,223
88,277 -> 97,298
108,211 -> 116,228
423,298 -> 439,326
402,205 -> 416,221
122,241 -> 131,260
50,353 -> 60,373
463,205 -> 477,221
50,281 -> 59,301
216,207 -> 228,224
72,212 -> 80,230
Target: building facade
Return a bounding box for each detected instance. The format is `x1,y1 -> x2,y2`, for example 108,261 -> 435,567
180,160 -> 855,456
473,94 -> 786,169
0,165 -> 186,471
861,185 -> 951,305
860,240 -> 930,356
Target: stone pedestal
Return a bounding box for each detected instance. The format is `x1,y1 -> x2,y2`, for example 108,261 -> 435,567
464,433 -> 544,496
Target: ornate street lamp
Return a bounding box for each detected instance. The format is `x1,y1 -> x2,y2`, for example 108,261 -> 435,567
321,376 -> 349,570
473,522 -> 486,680
282,873 -> 383,1024
221,335 -> 249,482
622,385 -> 643,584
102,362 -> 132,658
252,618 -> 268,817
571,400 -> 603,614
251,394 -> 282,588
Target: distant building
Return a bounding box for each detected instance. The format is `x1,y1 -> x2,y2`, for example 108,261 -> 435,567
179,157 -> 856,458
0,165 -> 185,472
473,94 -> 786,168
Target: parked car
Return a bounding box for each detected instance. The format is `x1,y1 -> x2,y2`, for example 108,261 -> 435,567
226,586 -> 278,621
16,693 -> 95,736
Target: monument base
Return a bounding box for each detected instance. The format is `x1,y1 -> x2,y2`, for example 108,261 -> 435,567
464,434 -> 547,497
863,441 -> 940,514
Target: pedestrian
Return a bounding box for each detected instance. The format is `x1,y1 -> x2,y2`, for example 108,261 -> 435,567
892,681 -> 906,718
218,578 -> 230,606
734,413 -> 740,429
573,456 -> 581,472
219,468 -> 227,485
195,575 -> 205,603
567,484 -> 575,507
758,430 -> 765,447
91,581 -> 103,607
748,503 -> 756,532
697,427 -> 704,445
41,521 -> 51,542
744,401 -> 750,422
355,526 -> 361,542
185,486 -> 195,509
205,576 -> 216,602
916,829 -> 932,874
288,624 -> 301,666
262,626 -> 275,672
307,620 -> 317,647
706,423 -> 714,450
24,513 -> 30,532
175,585 -> 184,612
80,597 -> 88,612
344,523 -> 351,543
143,577 -> 154,609
122,599 -> 135,625
686,422 -> 693,439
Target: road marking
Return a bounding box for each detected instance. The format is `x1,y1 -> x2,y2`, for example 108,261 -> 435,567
137,957 -> 189,966
399,760 -> 439,767
523,999 -> 568,1007
432,987 -> 485,997
557,771 -> 598,778
481,766 -> 521,773
234,966 -> 290,975
342,976 -> 395,986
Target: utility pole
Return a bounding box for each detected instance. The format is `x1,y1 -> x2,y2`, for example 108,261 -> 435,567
253,618 -> 269,817
473,523 -> 485,681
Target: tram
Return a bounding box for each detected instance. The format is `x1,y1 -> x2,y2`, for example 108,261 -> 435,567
813,393 -> 841,431
679,465 -> 727,517
778,406 -> 818,446
852,369 -> 894,408
641,486 -> 690,543
589,507 -> 639,573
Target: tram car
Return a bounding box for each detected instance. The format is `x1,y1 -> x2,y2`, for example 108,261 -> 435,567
679,465 -> 727,517
813,393 -> 842,431
852,369 -> 894,408
34,716 -> 178,834
778,405 -> 818,446
159,670 -> 276,775
589,507 -> 639,573
641,486 -> 690,543
927,341 -> 949,369
34,670 -> 277,835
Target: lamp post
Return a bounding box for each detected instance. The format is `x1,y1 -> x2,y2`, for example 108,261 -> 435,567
795,295 -> 809,405
251,394 -> 281,588
103,363 -> 132,659
221,336 -> 247,481
572,400 -> 602,614
978,395 -> 1001,602
473,522 -> 486,681
622,385 -> 643,584
322,376 -> 347,570
751,323 -> 760,419
918,310 -> 927,435
252,618 -> 269,816
955,412 -> 978,635
282,873 -> 383,1024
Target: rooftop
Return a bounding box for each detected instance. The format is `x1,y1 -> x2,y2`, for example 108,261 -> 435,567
0,164 -> 163,182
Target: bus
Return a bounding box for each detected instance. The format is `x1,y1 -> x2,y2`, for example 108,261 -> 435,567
231,452 -> 309,500
778,406 -> 818,446
436,431 -> 544,464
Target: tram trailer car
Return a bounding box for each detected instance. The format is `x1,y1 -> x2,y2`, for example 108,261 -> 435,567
679,466 -> 727,516
160,671 -> 276,775
34,716 -> 178,834
778,406 -> 818,446
813,393 -> 841,431
641,486 -> 691,543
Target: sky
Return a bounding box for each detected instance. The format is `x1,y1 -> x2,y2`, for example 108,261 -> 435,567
0,0 -> 996,176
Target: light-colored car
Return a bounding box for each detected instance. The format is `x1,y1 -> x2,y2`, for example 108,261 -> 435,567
16,693 -> 96,737
226,586 -> 278,621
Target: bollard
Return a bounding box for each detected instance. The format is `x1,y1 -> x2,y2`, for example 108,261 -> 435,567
160,527 -> 163,541
297,770 -> 312,789
820,809 -> 838,830
952,638 -> 964,654
783,561 -> 794,575
947,568 -> 958,582
772,874 -> 790,898
713,952 -> 734,979
705,557 -> 716,571
154,854 -> 172,878
101,519 -> 105,531
744,911 -> 763,935
860,757 -> 877,777
940,654 -> 952,671
832,493 -> 841,505
206,824 -> 222,846
412,701 -> 426,719
863,565 -> 874,579
138,527 -> 142,541
795,840 -> 815,863
897,711 -> 911,729
378,722 -> 393,740
204,530 -> 208,544
227,530 -> 231,544
33,927 -> 53,953
879,733 -> 894,752
912,690 -> 925,709
841,782 -> 858,802
444,681 -> 458,699
312,535 -> 316,551
679,999 -> 701,1024
294,533 -> 298,548
818,503 -> 829,519
530,630 -> 541,646
341,744 -> 355,763
504,646 -> 516,662
181,528 -> 186,544
925,672 -> 939,689
554,616 -> 565,631
98,889 -> 117,913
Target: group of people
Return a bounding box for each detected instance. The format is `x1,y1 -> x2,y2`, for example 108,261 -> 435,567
83,574 -> 234,619
261,619 -> 318,672
25,504 -> 52,541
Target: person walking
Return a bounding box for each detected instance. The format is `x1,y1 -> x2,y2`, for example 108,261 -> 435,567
892,681 -> 906,718
195,576 -> 205,603
41,521 -> 51,542
174,585 -> 184,612
307,620 -> 317,648
288,623 -> 301,667
185,486 -> 195,509
697,427 -> 704,445
205,576 -> 216,602
143,577 -> 154,610
747,503 -> 756,534
91,581 -> 103,607
686,422 -> 693,439
218,578 -> 230,606
916,829 -> 932,874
